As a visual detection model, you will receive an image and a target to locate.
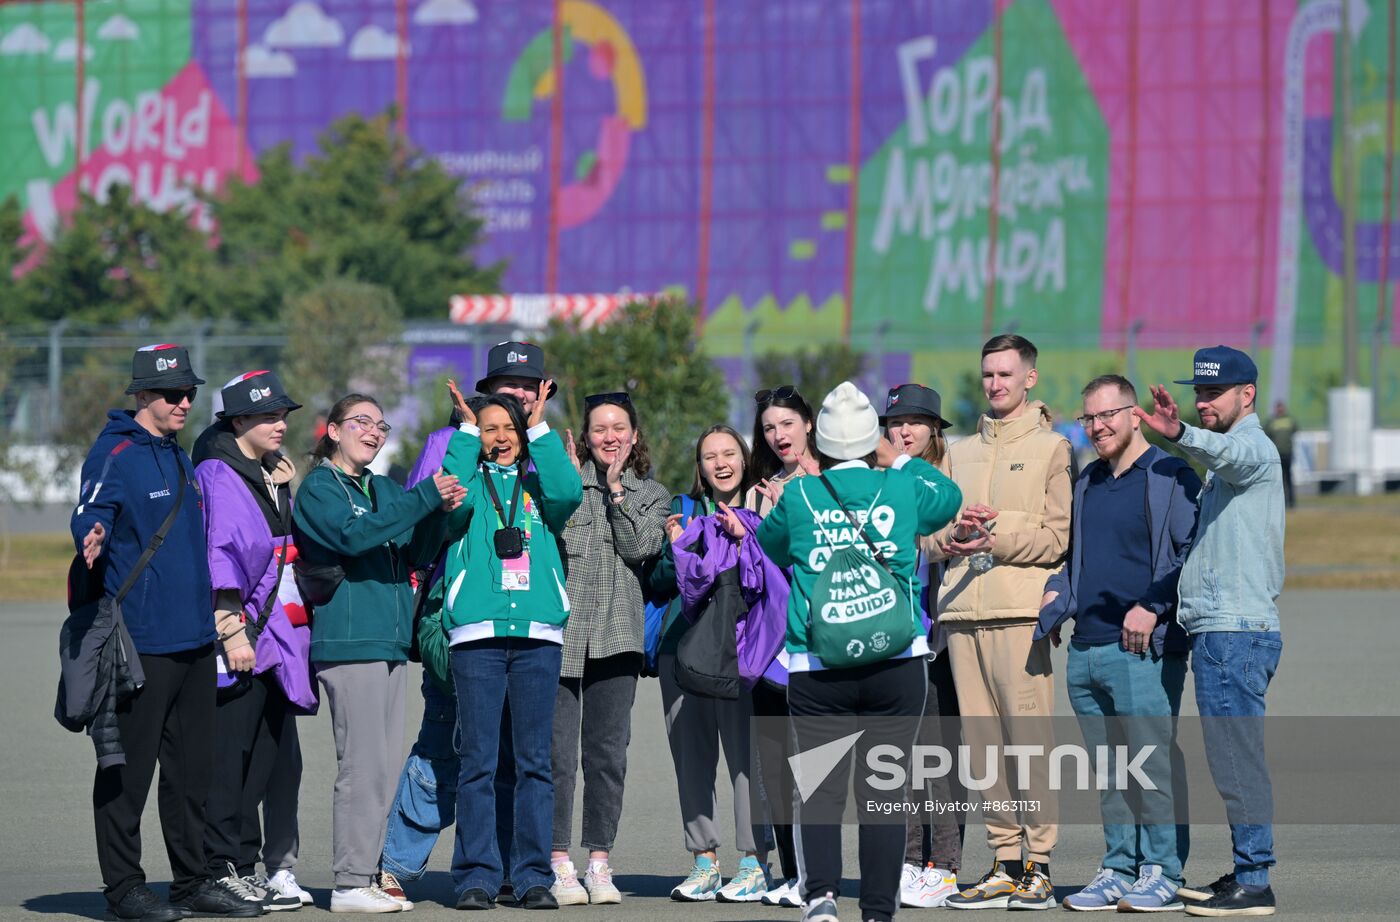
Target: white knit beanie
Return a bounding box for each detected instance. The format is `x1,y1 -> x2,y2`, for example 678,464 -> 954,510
815,381 -> 880,461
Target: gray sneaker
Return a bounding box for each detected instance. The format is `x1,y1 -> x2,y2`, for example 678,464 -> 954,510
1117,865 -> 1183,913
244,868 -> 304,912
801,891 -> 840,922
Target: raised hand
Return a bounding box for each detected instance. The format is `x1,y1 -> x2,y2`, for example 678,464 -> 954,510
563,428 -> 582,473
664,513 -> 686,544
605,439 -> 635,493
528,379 -> 553,429
82,522 -> 106,569
432,469 -> 465,510
875,436 -> 901,469
716,502 -> 747,540
447,379 -> 476,427
1134,384 -> 1183,439
755,477 -> 785,508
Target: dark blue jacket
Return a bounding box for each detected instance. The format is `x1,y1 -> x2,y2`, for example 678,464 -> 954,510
1035,444 -> 1201,656
71,411 -> 216,655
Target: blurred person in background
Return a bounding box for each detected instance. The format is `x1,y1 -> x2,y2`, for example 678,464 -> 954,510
1264,401 -> 1298,509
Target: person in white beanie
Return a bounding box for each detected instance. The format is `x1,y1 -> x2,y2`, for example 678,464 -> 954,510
734,382 -> 962,922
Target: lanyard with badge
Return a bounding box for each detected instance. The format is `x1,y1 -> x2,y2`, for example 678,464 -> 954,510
482,462 -> 532,590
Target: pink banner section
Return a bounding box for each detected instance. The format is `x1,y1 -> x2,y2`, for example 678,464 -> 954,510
22,61 -> 256,247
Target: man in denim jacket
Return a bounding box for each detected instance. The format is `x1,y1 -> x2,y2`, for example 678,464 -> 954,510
1137,346 -> 1284,918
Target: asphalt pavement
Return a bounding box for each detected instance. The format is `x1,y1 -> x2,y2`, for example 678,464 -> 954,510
2,590 -> 1395,920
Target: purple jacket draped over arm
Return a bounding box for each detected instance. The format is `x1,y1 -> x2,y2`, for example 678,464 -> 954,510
672,508 -> 788,688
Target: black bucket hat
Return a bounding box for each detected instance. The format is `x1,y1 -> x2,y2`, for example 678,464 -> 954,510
880,383 -> 952,429
475,341 -> 558,399
125,343 -> 206,395
216,370 -> 303,418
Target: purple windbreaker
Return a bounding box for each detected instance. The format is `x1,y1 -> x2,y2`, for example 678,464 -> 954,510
672,507 -> 789,689
196,460 -> 317,712
407,426 -> 455,489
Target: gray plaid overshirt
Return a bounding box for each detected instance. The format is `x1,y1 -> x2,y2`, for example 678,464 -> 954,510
558,464 -> 671,678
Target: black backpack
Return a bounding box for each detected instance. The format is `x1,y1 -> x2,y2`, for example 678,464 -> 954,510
672,566 -> 745,700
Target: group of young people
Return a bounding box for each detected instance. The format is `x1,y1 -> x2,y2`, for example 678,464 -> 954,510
69,334 -> 1284,922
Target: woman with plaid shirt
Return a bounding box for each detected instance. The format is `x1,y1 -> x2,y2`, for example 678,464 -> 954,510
549,393 -> 671,906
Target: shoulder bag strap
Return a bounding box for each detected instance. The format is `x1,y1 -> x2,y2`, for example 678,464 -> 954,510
247,495 -> 292,638
816,471 -> 891,569
114,465 -> 187,605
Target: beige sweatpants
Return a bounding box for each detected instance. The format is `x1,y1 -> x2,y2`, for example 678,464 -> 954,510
945,623 -> 1057,865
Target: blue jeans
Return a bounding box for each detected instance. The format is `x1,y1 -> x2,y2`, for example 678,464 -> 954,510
1067,642 -> 1189,884
450,638 -> 561,900
1191,631 -> 1281,888
381,676 -> 517,881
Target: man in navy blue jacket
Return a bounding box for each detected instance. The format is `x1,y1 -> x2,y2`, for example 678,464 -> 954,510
72,345 -> 258,921
1034,375 -> 1201,913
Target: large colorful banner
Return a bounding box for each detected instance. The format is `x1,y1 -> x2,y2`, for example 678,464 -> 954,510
3,0 -> 1397,423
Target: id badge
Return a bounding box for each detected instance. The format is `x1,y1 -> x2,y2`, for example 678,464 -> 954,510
502,553 -> 531,591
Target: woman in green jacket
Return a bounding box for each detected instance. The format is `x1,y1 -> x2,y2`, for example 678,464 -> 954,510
292,393 -> 464,914
439,382 -> 583,911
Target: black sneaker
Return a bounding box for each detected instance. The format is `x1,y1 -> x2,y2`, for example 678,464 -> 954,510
107,884 -> 184,922
456,887 -> 495,910
1183,881 -> 1275,916
1006,860 -> 1056,910
172,878 -> 265,917
518,885 -> 559,910
1178,872 -> 1236,902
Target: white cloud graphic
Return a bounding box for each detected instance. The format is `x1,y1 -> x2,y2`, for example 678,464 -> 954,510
244,43 -> 297,78
265,1 -> 344,48
414,0 -> 478,26
53,37 -> 95,62
348,24 -> 406,61
97,14 -> 141,42
1,23 -> 52,56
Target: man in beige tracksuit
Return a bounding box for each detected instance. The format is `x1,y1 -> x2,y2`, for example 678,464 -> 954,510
930,334 -> 1072,911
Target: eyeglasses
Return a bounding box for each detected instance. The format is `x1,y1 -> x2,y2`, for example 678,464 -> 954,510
584,392 -> 632,410
154,388 -> 197,405
1076,405 -> 1135,429
755,385 -> 800,404
343,415 -> 392,435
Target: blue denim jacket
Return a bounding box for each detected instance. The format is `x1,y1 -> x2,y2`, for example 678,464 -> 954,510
1173,413 -> 1284,634
1035,445 -> 1201,656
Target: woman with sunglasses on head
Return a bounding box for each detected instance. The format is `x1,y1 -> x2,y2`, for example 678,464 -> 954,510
436,381 -> 583,911
881,384 -> 966,909
649,425 -> 787,904
192,371 -> 316,913
292,394 -> 466,914
742,385 -> 821,907
549,392 -> 671,906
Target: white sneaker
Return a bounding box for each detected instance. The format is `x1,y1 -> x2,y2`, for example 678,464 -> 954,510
801,891 -> 840,922
268,869 -> 314,906
583,862 -> 622,904
550,861 -> 589,906
717,860 -> 768,902
330,885 -> 404,913
899,863 -> 922,907
375,871 -> 414,911
670,858 -> 722,901
761,878 -> 803,907
243,868 -> 304,911
904,865 -> 958,908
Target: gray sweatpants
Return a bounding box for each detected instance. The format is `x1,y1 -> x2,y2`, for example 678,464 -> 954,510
318,661 -> 408,888
658,654 -> 763,855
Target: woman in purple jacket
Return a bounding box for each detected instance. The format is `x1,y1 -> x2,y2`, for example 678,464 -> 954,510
193,371 -> 317,911
655,425 -> 788,904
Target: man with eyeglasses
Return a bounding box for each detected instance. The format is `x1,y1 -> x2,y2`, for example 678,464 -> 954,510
1033,375 -> 1201,912
1136,346 -> 1285,918
72,345 -> 259,920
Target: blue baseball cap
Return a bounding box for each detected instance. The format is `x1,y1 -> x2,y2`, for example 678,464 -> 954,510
1173,345 -> 1258,386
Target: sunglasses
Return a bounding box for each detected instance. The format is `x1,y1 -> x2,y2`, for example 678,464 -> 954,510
584,392 -> 633,410
342,414 -> 392,435
154,387 -> 197,405
754,385 -> 800,404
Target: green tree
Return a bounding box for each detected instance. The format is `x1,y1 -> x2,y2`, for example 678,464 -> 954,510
207,112 -> 503,323
5,186 -> 216,326
281,279 -> 406,457
543,298 -> 728,492
753,342 -> 868,409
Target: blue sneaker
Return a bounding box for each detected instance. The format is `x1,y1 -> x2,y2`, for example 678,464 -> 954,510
718,858 -> 768,902
1062,867 -> 1131,911
1118,865 -> 1184,913
670,855 -> 722,901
